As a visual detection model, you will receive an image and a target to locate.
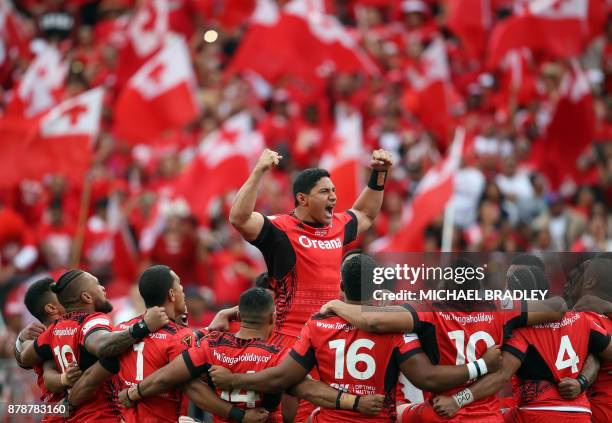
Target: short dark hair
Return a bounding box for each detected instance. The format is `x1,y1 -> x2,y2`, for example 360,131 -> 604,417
239,288 -> 274,324
292,168 -> 330,206
511,254 -> 545,272
508,265 -> 549,294
341,254 -> 377,302
139,265 -> 174,308
254,272 -> 271,290
25,277 -> 55,322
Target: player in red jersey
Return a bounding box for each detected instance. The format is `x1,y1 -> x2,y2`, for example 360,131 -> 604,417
17,269 -> 169,422
230,149 -> 392,422
66,265 -> 196,422
118,287 -> 385,422
14,277 -> 80,423
433,308 -> 612,423
322,259 -> 567,422
210,254 -> 504,423
569,257 -> 612,423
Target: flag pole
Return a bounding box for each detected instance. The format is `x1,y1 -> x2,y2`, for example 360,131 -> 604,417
70,172 -> 92,268
441,127 -> 465,252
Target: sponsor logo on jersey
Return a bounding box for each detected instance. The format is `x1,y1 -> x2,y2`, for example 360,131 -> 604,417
53,327 -> 77,336
298,235 -> 341,250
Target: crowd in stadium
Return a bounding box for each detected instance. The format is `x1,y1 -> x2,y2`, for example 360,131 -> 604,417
1,0 -> 612,420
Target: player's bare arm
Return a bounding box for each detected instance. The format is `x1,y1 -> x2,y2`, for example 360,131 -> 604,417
229,149 -> 282,241
208,306 -> 239,331
14,322 -> 45,368
118,352 -> 193,407
349,149 -> 393,235
209,354 -> 308,393
85,306 -> 169,358
402,346 -> 502,392
182,379 -> 269,423
320,300 -> 414,333
43,360 -> 82,393
432,351 -> 521,418
288,378 -> 384,416
558,353 -> 600,400
526,296 -> 568,325
17,340 -> 42,367
574,294 -> 612,317
595,335 -> 612,361
68,360 -> 115,406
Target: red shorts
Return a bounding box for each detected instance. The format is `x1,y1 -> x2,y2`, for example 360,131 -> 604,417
269,331 -> 315,422
588,399 -> 612,423
506,409 -> 591,423
398,401 -> 503,423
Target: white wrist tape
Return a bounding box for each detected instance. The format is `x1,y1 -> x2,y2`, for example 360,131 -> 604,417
466,358 -> 488,379
466,361 -> 478,380
452,388 -> 474,408
15,336 -> 24,354
476,358 -> 488,376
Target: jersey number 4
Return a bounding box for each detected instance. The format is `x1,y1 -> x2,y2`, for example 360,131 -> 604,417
328,339 -> 376,380
555,335 -> 579,373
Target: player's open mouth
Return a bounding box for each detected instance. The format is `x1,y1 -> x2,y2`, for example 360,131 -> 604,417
325,205 -> 334,218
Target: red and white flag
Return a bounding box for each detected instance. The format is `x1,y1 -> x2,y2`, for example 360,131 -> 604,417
173,112 -> 264,225
487,0 -> 592,67
114,34 -> 200,144
9,46 -> 67,117
403,37 -> 456,146
370,128 -> 464,253
25,88 -> 104,182
117,0 -> 168,85
447,0 -> 493,59
534,61 -> 595,189
320,109 -> 364,212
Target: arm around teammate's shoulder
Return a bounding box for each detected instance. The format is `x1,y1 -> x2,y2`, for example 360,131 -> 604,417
526,296 -> 568,325
320,300 -> 414,333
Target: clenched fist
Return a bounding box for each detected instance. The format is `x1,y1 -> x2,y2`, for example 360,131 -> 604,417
370,149 -> 393,171
481,346 -> 502,373
254,149 -> 283,173
143,306 -> 170,332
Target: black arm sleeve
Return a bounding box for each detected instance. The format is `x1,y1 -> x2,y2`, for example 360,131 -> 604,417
343,210 -> 358,245
250,214 -> 295,280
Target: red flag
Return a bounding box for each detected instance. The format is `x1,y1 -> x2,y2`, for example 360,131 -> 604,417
25,88 -> 104,183
320,109 -> 364,211
536,62 -> 595,189
403,38 -> 456,146
114,34 -> 200,144
194,0 -> 257,30
173,113 -> 264,225
447,0 -> 493,59
0,117 -> 38,187
487,0 -> 591,68
370,129 -> 464,253
6,46 -> 67,117
117,0 -> 168,86
228,0 -> 377,89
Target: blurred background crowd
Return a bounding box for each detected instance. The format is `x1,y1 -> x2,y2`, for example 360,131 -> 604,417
0,0 -> 610,368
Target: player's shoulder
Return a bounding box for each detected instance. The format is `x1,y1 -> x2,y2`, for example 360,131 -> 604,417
117,315 -> 142,329
332,210 -> 355,224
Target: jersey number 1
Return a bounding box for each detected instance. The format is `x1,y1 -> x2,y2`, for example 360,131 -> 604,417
134,342 -> 145,381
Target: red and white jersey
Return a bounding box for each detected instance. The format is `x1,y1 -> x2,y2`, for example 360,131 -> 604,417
291,312 -> 417,422
250,212 -> 357,338
182,331 -> 286,423
585,312 -> 612,422
33,312 -> 122,422
395,333 -> 424,405
403,300 -> 527,421
116,316 -> 195,423
504,311 -> 611,414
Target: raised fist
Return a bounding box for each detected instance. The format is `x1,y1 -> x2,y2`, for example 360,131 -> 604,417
254,149 -> 283,173
143,306 -> 170,332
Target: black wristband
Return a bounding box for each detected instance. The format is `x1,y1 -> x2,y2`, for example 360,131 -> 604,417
136,383 -> 143,398
129,319 -> 150,340
126,388 -> 134,403
577,374 -> 589,392
228,406 -> 245,422
352,395 -> 361,412
335,391 -> 343,410
368,170 -> 387,191
474,360 -> 482,377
